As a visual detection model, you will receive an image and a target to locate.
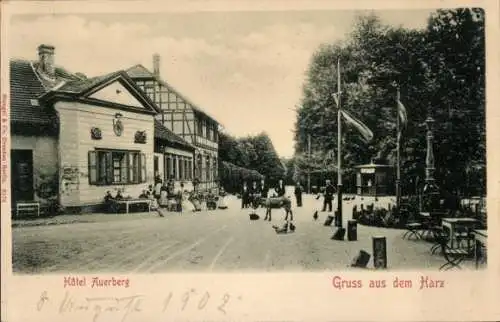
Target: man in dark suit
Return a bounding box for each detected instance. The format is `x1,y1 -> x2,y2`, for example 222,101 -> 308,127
294,183 -> 303,207
250,181 -> 260,209
260,179 -> 269,198
322,180 -> 335,212
241,181 -> 249,208
275,179 -> 286,197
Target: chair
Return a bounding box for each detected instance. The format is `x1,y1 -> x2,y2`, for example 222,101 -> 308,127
437,234 -> 470,271
455,226 -> 475,250
402,222 -> 423,240
429,226 -> 445,254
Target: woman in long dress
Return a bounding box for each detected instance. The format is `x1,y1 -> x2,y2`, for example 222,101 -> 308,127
158,183 -> 169,208
218,187 -> 228,209
181,190 -> 196,212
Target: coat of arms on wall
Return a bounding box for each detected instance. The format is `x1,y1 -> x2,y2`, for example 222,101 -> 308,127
113,114 -> 124,136
90,127 -> 102,140
134,130 -> 147,144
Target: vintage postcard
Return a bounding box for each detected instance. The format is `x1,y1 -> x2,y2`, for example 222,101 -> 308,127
1,0 -> 499,321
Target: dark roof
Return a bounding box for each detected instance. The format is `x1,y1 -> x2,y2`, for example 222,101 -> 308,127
57,71 -> 120,93
126,64 -> 154,79
126,64 -> 220,124
10,59 -> 161,129
10,60 -> 58,126
154,120 -> 194,151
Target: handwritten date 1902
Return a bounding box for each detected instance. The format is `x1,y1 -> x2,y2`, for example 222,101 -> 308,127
162,289 -> 235,315
38,289 -> 241,320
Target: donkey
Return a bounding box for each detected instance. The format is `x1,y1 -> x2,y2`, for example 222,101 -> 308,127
262,196 -> 293,221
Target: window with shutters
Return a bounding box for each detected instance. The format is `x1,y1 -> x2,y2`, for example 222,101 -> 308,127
179,157 -> 184,180
88,149 -> 145,185
197,154 -> 203,181
197,119 -> 203,137
184,159 -> 188,180
213,158 -> 217,180
205,156 -> 211,182
154,155 -> 159,176
173,156 -> 177,180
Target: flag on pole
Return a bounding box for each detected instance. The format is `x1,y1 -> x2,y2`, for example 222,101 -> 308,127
333,93 -> 339,107
332,92 -> 342,108
340,109 -> 374,142
397,100 -> 408,129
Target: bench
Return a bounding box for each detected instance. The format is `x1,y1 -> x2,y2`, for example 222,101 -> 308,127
114,199 -> 152,214
16,202 -> 40,218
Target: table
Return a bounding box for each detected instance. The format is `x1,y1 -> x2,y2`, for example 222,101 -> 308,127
115,199 -> 152,214
442,218 -> 478,249
473,229 -> 487,269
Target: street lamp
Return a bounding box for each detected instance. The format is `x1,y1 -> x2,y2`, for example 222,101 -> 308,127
422,110 -> 440,211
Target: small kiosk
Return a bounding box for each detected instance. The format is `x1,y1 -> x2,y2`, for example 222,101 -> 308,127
354,162 -> 394,196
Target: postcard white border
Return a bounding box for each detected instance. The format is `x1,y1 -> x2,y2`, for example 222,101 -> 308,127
1,1 -> 499,321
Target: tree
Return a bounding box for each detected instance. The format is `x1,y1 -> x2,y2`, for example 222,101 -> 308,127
218,131 -> 285,186
294,9 -> 485,196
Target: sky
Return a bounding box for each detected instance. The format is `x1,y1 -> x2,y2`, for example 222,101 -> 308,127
8,9 -> 435,157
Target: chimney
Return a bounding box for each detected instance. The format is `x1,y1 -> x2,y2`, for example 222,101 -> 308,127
37,44 -> 55,79
153,53 -> 160,77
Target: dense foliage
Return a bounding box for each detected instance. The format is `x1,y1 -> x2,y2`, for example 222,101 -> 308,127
293,9 -> 485,196
218,131 -> 285,189
218,161 -> 264,193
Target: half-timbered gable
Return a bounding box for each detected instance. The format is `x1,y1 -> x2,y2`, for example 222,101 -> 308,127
126,56 -> 220,191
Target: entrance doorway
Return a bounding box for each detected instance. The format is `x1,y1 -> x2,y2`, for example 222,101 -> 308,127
11,150 -> 34,205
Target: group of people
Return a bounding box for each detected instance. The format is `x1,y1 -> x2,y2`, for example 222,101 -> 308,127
142,176 -> 229,213
240,178 -> 337,212
240,179 -> 287,209
137,176 -> 194,212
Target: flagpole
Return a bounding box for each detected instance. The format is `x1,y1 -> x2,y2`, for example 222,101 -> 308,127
336,58 -> 343,228
396,86 -> 401,211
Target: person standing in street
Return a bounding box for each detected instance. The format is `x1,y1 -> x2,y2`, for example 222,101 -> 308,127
294,183 -> 303,207
259,179 -> 268,208
241,181 -> 249,209
250,181 -> 260,209
159,181 -> 169,208
275,179 -> 286,198
260,179 -> 269,198
322,179 -> 335,212
154,179 -> 163,201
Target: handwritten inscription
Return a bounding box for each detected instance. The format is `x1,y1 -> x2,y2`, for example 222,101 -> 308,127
37,289 -> 242,321
59,292 -> 143,322
162,289 -> 232,315
332,275 -> 445,290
